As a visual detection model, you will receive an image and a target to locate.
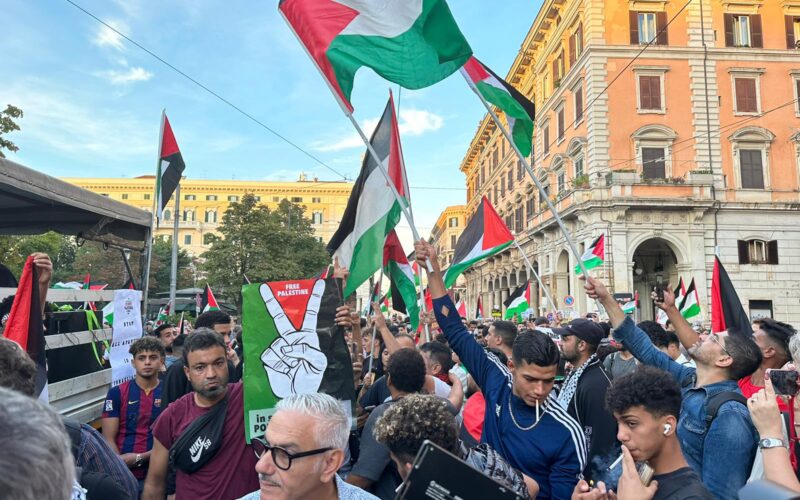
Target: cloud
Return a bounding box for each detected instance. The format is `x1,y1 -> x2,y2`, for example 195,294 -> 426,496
96,67 -> 153,85
312,109 -> 443,152
92,21 -> 128,51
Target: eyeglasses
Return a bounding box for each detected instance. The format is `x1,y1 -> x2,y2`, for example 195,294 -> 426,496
251,436 -> 332,471
710,334 -> 731,358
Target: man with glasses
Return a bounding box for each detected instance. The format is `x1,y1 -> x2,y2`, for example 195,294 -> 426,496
585,276 -> 762,499
240,393 -> 377,500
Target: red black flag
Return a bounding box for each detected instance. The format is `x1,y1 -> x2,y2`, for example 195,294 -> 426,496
3,256 -> 47,397
156,113 -> 186,220
711,256 -> 752,335
122,276 -> 137,290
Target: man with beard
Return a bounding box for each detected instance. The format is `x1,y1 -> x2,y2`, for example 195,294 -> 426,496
102,337 -> 166,492
555,319 -> 618,481
143,329 -> 258,500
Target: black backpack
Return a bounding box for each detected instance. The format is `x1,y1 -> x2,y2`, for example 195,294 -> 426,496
705,391 -> 747,426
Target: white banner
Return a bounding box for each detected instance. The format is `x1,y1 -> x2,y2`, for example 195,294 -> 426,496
110,289 -> 143,387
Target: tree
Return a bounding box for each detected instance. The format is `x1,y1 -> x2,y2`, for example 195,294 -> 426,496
0,232 -> 76,281
201,194 -> 330,309
0,105 -> 23,158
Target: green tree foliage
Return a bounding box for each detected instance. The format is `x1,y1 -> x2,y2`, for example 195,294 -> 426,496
0,232 -> 76,280
0,105 -> 23,158
201,194 -> 330,308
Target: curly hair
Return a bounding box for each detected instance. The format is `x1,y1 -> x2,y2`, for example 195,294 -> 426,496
373,394 -> 458,463
0,337 -> 36,396
130,336 -> 166,358
638,321 -> 669,349
512,330 -> 560,367
605,365 -> 681,418
386,348 -> 426,394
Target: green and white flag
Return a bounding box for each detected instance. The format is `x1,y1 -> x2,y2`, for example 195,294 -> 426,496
679,278 -> 702,320
383,230 -> 420,331
504,282 -> 532,320
576,234 -> 605,274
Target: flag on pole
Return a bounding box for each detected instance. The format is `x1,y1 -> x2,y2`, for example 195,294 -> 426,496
312,265 -> 332,280
327,93 -> 409,297
622,292 -> 638,315
461,57 -> 536,157
575,235 -> 605,274
383,230 -> 420,331
504,282 -> 532,319
156,113 -> 186,221
680,278 -> 702,321
201,284 -> 220,313
279,0 -> 472,112
656,279 -> 685,326
122,277 -> 137,290
710,257 -> 752,334
156,300 -> 172,326
3,256 -> 47,399
443,196 -> 514,288
102,301 -> 114,326
456,299 -> 467,318
475,295 -> 484,319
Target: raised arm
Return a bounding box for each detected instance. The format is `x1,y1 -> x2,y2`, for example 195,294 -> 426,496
652,287 -> 701,350
371,304 -> 402,354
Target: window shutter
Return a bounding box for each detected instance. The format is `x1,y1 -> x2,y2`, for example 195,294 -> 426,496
750,15 -> 763,48
651,76 -> 661,110
767,240 -> 779,265
786,16 -> 796,49
639,75 -> 650,109
569,33 -> 576,65
578,23 -> 583,53
630,11 -> 640,45
735,78 -> 757,113
552,59 -> 558,80
656,12 -> 669,45
738,240 -> 750,264
543,126 -> 550,154
575,86 -> 583,120
724,14 -> 735,47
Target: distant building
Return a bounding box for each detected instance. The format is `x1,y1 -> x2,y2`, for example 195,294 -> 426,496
430,205 -> 466,284
64,175 -> 353,256
460,0 -> 800,323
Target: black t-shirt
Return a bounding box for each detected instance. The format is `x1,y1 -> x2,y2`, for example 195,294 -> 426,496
359,375 -> 391,410
652,467 -> 713,500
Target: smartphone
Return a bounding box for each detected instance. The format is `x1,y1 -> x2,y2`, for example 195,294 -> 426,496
653,281 -> 665,303
770,369 -> 799,395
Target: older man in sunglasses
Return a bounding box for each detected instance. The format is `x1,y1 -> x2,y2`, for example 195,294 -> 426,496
240,393 -> 378,500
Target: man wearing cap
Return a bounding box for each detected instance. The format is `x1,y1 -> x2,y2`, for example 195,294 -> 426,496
555,318 -> 619,481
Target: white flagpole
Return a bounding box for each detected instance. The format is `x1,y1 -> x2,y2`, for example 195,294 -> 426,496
142,109 -> 165,317
513,240 -> 556,317
168,184 -> 181,313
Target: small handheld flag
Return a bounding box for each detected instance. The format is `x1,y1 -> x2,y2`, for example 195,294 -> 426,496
575,235 -> 605,274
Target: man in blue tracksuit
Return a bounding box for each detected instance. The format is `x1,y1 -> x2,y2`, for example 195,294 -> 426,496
415,241 -> 586,499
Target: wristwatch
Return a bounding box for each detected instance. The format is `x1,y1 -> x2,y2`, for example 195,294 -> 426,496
759,438 -> 787,450
134,454 -> 143,467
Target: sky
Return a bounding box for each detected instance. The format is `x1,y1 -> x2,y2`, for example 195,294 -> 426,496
2,0 -> 542,244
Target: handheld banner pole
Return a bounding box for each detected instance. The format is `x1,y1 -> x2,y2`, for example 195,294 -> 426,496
142,109 -> 165,317
513,240 -> 557,318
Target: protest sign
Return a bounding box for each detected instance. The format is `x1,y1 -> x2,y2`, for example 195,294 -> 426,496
242,278 -> 354,442
109,289 -> 142,387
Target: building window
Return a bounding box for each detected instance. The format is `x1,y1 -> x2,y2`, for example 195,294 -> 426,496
556,169 -> 566,194
205,210 -> 217,223
738,239 -> 778,265
642,148 -> 666,179
517,160 -> 525,181
794,77 -> 800,115
312,211 -> 323,224
312,197 -> 321,203
206,195 -> 217,201
636,71 -> 666,113
227,195 -> 239,202
121,193 -> 128,200
749,300 -> 774,320
291,197 -> 303,203
787,16 -> 800,49
144,193 -> 151,200
552,52 -> 564,86
542,120 -> 550,156
569,22 -> 583,66
185,195 -> 196,201
639,12 -> 657,44
630,12 -> 667,45
450,234 -> 457,248
724,14 -> 762,48
272,196 -> 280,202
574,156 -> 584,178
574,84 -> 584,123
734,77 -> 759,114
101,193 -> 109,197
557,105 -> 565,142
515,207 -> 523,232
507,169 -> 514,192
183,210 -> 195,222
163,209 -> 171,221
253,196 -> 261,202
500,177 -> 505,198
739,149 -> 765,189
448,217 -> 458,228
729,126 -> 774,190
203,233 -> 214,246
184,234 -> 192,245
526,195 -> 535,219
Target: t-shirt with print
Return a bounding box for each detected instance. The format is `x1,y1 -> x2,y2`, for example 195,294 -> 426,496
151,382 -> 258,500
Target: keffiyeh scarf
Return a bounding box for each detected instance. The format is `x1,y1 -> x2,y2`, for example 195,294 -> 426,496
558,353 -> 598,407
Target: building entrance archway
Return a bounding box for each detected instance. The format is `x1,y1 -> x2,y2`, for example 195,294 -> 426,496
632,238 -> 681,321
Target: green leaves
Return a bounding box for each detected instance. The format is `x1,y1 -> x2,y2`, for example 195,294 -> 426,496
0,105 -> 23,159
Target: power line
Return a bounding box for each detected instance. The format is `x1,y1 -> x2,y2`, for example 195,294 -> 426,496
62,0 -> 351,181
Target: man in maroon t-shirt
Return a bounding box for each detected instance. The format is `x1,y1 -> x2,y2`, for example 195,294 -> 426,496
142,329 -> 258,500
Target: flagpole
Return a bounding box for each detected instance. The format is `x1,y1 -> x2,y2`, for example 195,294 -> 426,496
513,240 -> 556,318
169,184 -> 180,315
367,274 -> 378,376
142,109 -> 166,317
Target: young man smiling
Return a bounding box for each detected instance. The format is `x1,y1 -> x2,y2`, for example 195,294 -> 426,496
414,240 -> 586,500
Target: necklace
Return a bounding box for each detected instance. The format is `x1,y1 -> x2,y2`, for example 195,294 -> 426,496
507,393 -> 546,431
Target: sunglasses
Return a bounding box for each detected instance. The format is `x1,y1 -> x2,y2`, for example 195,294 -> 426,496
251,436 -> 332,471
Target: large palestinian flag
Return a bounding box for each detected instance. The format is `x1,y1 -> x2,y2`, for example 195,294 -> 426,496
679,278 -> 702,321
201,284 -> 220,313
575,234 -> 605,274
156,113 -> 186,221
383,230 -> 420,331
327,93 -> 409,297
443,197 -> 514,288
461,57 -> 536,157
279,0 -> 471,112
504,282 -> 532,319
710,257 -> 752,335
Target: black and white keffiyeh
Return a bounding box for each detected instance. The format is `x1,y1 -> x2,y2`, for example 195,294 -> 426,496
557,354 -> 598,407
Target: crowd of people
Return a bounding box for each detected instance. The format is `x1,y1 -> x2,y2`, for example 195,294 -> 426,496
3,245 -> 800,499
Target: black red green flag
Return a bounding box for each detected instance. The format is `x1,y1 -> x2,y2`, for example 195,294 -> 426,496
710,256 -> 752,335
156,113 -> 186,221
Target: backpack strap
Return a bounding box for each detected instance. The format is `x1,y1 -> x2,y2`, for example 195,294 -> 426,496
705,391 -> 748,426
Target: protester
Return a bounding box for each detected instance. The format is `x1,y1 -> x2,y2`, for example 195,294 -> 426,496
740,318 -> 796,409
639,321 -> 694,368
154,323 -> 178,351
167,333 -> 186,368
485,320 -> 518,358
534,316 -> 550,328
415,240 -> 586,500
240,393 -> 378,500
374,393 -> 534,498
419,341 -> 455,391
586,275 -> 762,499
555,318 -> 618,480
0,386 -> 76,500
143,329 -> 259,500
461,347 -> 508,443
602,344 -> 638,380
101,336 -> 165,492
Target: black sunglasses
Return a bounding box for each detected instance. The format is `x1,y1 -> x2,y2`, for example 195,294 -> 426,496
251,436 -> 332,471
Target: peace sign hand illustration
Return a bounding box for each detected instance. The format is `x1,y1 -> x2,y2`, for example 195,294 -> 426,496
259,280 -> 328,398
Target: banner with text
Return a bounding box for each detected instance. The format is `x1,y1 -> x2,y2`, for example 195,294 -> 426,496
242,278 -> 353,442
110,289 -> 143,387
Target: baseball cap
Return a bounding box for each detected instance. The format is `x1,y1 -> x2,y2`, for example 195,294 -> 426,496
554,318 -> 605,347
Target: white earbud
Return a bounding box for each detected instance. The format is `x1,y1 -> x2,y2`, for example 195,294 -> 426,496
663,424 -> 672,435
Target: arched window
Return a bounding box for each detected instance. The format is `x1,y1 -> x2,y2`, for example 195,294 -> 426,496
567,137 -> 587,179
205,210 -> 217,223
729,126 -> 775,190
183,210 -> 195,222
632,125 -> 677,180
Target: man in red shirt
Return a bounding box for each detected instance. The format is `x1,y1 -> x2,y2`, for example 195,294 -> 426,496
142,329 -> 258,500
738,318 -> 796,411
102,336 -> 165,491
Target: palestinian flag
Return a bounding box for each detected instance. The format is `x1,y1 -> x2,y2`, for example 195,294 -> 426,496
156,113 -> 186,221
384,230 -> 420,331
656,279 -> 685,326
475,295 -> 484,319
710,257 -> 752,335
3,256 -> 47,399
201,284 -> 220,313
575,235 -> 605,274
461,57 -> 536,157
504,282 -> 532,319
156,301 -> 172,326
102,301 -> 114,326
412,260 -> 421,286
327,93 -> 409,297
680,278 -> 702,321
456,299 -> 467,318
443,197 -> 514,288
380,295 -> 390,313
279,0 -> 471,112
622,292 -> 638,315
